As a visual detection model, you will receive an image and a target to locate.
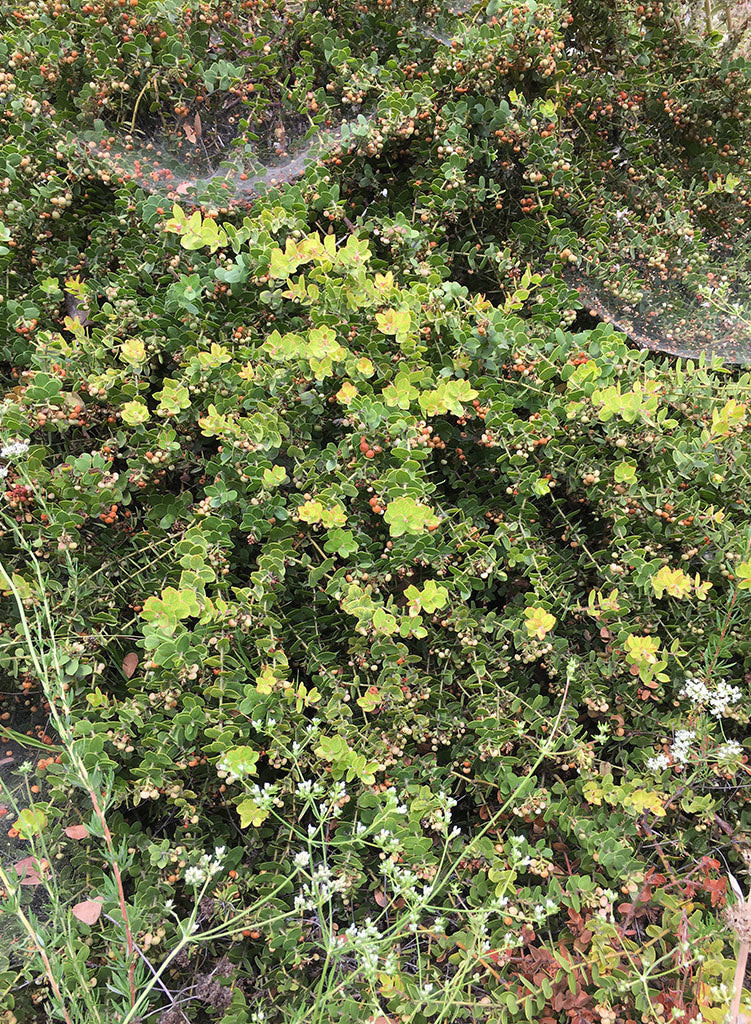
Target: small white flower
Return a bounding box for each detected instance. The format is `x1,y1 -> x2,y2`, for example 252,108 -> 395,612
294,850 -> 311,868
671,729 -> 696,765
647,752 -> 670,772
716,740 -> 743,762
709,681 -> 741,718
184,865 -> 203,886
0,440 -> 29,459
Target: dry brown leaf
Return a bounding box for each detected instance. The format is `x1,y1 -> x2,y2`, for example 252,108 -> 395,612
182,123 -> 197,144
194,112 -> 202,139
374,889 -> 388,907
122,653 -> 139,678
65,824 -> 89,840
72,899 -> 103,925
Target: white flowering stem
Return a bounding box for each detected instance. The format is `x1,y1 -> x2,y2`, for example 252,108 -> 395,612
730,939 -> 749,1024
0,866 -> 74,1024
0,550 -> 137,1008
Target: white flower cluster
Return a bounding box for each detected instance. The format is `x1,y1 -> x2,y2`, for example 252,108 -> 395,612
648,730 -> 745,773
293,861 -> 348,912
646,729 -> 695,772
328,780 -> 349,818
431,790 -> 458,834
646,752 -> 671,773
0,439 -> 29,460
531,898 -> 560,924
381,857 -> 425,899
295,778 -> 325,800
716,740 -> 744,763
0,438 -> 29,478
184,846 -> 225,887
374,828 -> 401,854
332,918 -> 385,980
506,834 -> 532,868
643,733 -> 696,770
680,675 -> 742,718
245,782 -> 280,811
216,753 -> 260,784
672,729 -> 696,764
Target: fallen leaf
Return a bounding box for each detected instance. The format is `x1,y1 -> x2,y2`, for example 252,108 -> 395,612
65,824 -> 89,840
13,856 -> 43,886
194,112 -> 202,139
122,653 -> 139,678
182,123 -> 197,144
72,899 -> 103,925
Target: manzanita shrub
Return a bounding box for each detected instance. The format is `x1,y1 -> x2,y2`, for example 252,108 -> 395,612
2,0 -> 751,1022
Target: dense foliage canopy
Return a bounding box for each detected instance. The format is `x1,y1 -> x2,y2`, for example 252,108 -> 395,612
2,1 -> 751,1023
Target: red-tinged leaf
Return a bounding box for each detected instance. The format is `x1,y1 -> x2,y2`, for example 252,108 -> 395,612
72,899 -> 103,925
65,824 -> 89,840
122,653 -> 139,678
704,876 -> 728,907
13,856 -> 43,886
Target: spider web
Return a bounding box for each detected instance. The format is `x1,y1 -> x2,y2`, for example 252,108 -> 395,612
565,231 -> 751,365
75,101 -> 350,209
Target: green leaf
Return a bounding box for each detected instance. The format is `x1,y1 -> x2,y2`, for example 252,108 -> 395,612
14,806 -> 48,839
236,798 -> 269,828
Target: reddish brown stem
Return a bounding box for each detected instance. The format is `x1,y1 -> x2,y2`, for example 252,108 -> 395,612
36,943 -> 73,1023
88,788 -> 136,1007
0,863 -> 74,1024
730,939 -> 749,1024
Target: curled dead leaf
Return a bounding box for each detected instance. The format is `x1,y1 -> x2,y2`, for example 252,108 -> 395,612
72,898 -> 103,925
